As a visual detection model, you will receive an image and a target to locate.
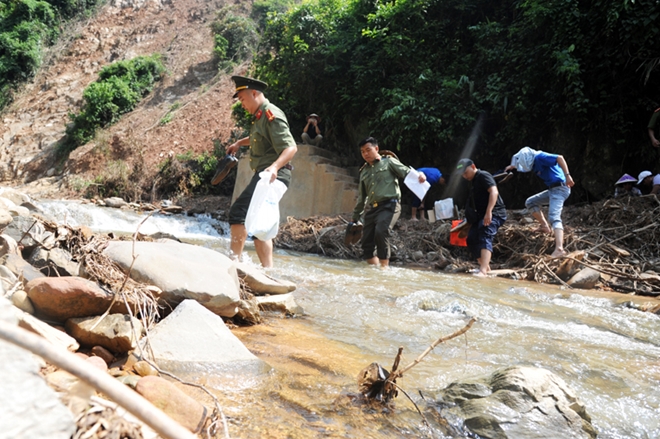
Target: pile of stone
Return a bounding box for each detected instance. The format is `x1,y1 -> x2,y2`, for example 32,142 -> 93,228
0,186 -> 300,438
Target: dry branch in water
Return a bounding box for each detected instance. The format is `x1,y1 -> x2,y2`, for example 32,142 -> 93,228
357,317 -> 477,404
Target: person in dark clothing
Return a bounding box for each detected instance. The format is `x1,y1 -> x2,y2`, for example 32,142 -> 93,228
456,158 -> 507,277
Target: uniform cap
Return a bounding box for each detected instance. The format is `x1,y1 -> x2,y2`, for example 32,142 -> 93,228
615,174 -> 637,185
307,113 -> 320,121
638,170 -> 652,184
456,158 -> 474,172
231,75 -> 268,98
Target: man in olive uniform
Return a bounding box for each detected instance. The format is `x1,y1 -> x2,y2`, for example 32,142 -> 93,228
225,75 -> 298,268
351,137 -> 426,268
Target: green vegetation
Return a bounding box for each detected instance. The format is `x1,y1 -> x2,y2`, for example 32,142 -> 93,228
253,0 -> 660,198
63,54 -> 165,152
159,102 -> 182,125
156,142 -> 235,198
0,0 -> 101,108
210,6 -> 259,71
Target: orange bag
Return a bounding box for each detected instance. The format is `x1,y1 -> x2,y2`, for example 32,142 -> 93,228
450,220 -> 468,247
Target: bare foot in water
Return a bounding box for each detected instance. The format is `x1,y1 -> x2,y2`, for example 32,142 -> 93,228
550,249 -> 567,258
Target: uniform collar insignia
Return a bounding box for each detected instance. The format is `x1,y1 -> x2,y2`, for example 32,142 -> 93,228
255,109 -> 263,120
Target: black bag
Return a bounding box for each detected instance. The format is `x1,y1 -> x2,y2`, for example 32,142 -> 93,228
465,182 -> 479,224
465,205 -> 479,224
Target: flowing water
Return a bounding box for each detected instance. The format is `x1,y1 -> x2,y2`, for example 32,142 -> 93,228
39,200 -> 660,438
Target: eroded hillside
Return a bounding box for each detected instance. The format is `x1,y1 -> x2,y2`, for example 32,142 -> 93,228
0,0 -> 240,199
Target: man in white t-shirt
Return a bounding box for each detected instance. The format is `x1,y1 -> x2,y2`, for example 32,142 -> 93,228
638,171 -> 660,195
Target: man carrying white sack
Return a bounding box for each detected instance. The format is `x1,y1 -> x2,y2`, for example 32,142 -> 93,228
225,75 -> 298,268
504,146 -> 574,258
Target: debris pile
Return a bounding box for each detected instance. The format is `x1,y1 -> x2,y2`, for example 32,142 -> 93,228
276,196 -> 660,296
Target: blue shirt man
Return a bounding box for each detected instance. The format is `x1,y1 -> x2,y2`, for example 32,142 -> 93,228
411,167 -> 445,220
505,147 -> 574,258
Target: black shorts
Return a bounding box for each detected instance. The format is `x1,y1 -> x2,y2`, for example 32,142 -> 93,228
228,168 -> 291,225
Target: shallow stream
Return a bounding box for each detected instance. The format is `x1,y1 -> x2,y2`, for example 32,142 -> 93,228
39,200 -> 660,438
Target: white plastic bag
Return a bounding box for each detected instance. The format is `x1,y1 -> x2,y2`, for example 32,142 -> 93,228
245,171 -> 288,240
434,198 -> 454,220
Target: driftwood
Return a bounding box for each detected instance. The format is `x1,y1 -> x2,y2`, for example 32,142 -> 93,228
357,317 -> 477,405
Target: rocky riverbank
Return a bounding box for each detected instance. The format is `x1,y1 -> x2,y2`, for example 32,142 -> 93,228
0,186 -> 301,438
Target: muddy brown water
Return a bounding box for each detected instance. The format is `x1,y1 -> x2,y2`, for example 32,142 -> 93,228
40,201 -> 660,438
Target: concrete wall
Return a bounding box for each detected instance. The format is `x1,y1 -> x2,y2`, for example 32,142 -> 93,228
231,144 -> 359,221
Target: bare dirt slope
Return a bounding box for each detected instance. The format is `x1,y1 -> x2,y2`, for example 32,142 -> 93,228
0,0 -> 239,199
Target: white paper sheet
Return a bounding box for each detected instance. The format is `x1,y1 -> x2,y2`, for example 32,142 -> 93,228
404,169 -> 431,201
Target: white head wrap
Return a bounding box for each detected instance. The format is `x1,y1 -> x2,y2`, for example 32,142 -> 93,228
510,146 -> 538,173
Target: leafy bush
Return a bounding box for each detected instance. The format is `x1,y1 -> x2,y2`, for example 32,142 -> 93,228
64,54 -> 165,152
0,0 -> 101,109
210,6 -> 259,70
156,143 -> 236,198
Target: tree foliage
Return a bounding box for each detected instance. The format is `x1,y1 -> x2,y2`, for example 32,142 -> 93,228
64,54 -> 165,152
254,0 -> 660,198
0,0 -> 101,108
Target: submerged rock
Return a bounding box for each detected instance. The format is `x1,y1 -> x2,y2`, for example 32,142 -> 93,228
432,365 -> 597,439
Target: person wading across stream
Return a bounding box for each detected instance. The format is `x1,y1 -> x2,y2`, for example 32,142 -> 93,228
224,75 -> 298,268
505,147 -> 574,258
457,159 -> 507,277
351,137 -> 426,268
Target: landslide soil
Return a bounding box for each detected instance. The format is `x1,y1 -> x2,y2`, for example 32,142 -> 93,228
1,0 -> 239,203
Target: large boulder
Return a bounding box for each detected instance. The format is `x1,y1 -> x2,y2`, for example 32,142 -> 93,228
103,241 -> 241,317
25,276 -> 133,322
0,297 -> 76,438
432,365 -> 597,439
136,300 -> 268,382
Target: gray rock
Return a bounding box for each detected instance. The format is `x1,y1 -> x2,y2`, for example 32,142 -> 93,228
11,289 -> 35,314
256,293 -> 304,316
0,297 -> 76,439
4,253 -> 46,285
46,247 -> 80,276
137,299 -> 268,380
567,268 -> 601,290
0,209 -> 12,231
0,234 -> 19,258
235,261 -> 296,295
3,216 -> 53,251
0,187 -> 32,206
66,314 -> 143,354
103,197 -> 128,208
104,241 -> 241,317
433,365 -> 597,439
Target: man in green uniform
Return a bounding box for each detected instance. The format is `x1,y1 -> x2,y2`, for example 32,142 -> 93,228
351,137 -> 426,268
225,76 -> 298,268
